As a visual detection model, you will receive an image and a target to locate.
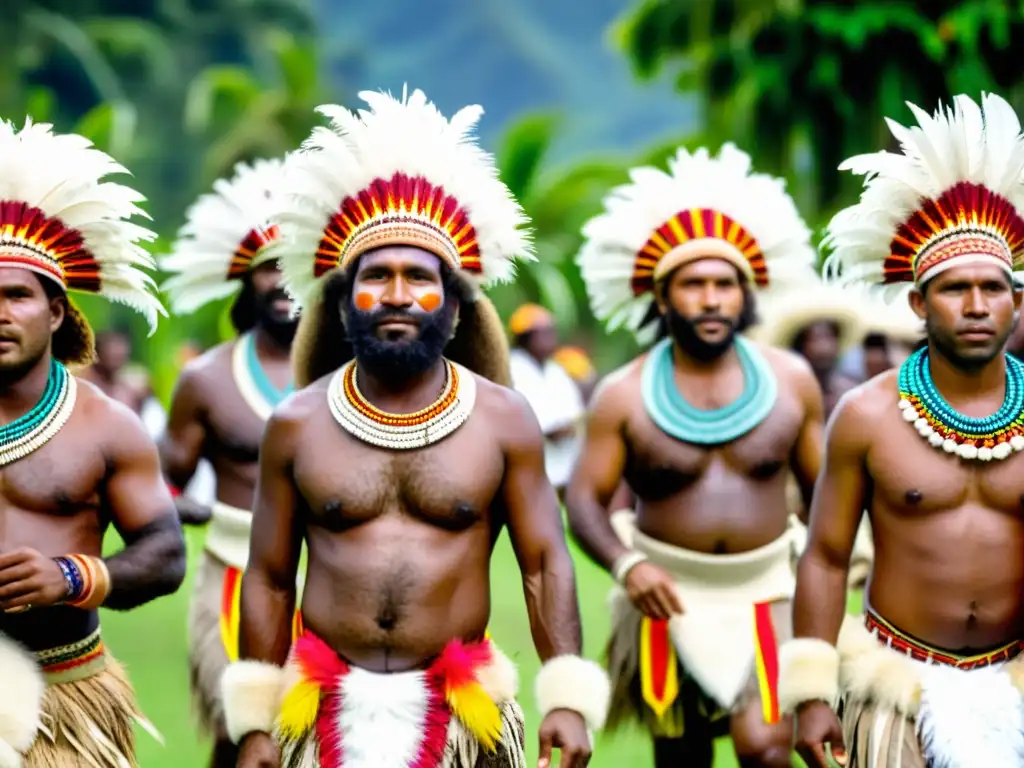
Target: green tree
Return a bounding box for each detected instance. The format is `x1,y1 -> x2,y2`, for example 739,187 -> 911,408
615,0 -> 1024,224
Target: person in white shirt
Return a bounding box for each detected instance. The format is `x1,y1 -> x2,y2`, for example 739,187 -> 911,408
507,304 -> 586,496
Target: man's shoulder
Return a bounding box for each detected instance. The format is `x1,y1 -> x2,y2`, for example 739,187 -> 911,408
831,370 -> 899,434
71,377 -> 153,447
176,339 -> 237,388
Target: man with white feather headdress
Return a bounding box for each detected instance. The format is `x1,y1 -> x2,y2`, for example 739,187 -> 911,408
780,93 -> 1024,768
565,144 -> 825,767
158,158 -> 302,768
219,88 -> 607,768
0,120 -> 186,765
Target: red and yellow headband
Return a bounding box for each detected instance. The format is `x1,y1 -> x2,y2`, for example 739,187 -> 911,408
275,88 -> 534,310
825,93 -> 1024,292
0,119 -> 163,333
577,144 -> 813,343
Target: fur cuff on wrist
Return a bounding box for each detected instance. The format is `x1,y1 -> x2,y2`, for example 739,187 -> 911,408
220,661 -> 286,744
0,633 -> 44,759
778,638 -> 840,714
535,655 -> 611,731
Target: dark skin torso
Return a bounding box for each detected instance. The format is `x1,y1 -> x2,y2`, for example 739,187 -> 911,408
296,389 -> 506,670
0,379 -> 178,649
243,362 -> 579,675
821,372 -> 858,419
618,348 -> 811,554
162,336 -> 291,509
862,373 -> 1024,650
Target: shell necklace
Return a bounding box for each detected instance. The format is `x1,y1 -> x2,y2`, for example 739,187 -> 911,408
0,358 -> 77,467
897,346 -> 1024,461
327,358 -> 476,449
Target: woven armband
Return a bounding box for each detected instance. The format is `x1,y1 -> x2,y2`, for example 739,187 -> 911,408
535,655 -> 611,732
777,638 -> 841,714
56,555 -> 111,610
221,661 -> 287,743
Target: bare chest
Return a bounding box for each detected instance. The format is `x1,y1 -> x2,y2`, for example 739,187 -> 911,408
624,392 -> 802,501
294,410 -> 505,532
0,426 -> 107,516
201,375 -> 267,463
869,418 -> 1024,516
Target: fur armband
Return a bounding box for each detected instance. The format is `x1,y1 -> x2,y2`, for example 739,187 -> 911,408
220,661 -> 286,743
535,655 -> 611,731
778,638 -> 841,714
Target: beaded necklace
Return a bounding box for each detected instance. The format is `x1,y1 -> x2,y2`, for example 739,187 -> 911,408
231,332 -> 294,421
0,359 -> 77,467
328,358 -> 476,450
897,347 -> 1024,461
640,335 -> 777,445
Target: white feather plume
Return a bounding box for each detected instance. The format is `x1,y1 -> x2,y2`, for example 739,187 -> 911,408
823,92 -> 1024,296
161,158 -> 287,315
273,86 -> 534,310
576,143 -> 814,340
0,118 -> 164,334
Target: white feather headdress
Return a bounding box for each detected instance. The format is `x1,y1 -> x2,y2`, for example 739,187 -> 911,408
161,158 -> 286,315
749,271 -> 867,355
576,143 -> 814,343
273,87 -> 534,310
823,92 -> 1024,297
0,119 -> 163,332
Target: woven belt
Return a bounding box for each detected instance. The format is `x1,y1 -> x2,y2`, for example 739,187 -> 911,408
35,628 -> 106,684
866,611 -> 1021,670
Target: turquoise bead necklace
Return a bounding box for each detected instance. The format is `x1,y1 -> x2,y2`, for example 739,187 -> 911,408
897,346 -> 1024,461
0,358 -> 78,467
641,335 -> 777,445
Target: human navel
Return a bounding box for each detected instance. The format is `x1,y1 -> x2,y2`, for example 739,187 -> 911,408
905,489 -> 923,505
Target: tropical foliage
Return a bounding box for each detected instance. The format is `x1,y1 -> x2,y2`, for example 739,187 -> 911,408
615,0 -> 1024,225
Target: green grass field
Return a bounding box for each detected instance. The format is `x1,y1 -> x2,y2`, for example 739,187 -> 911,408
101,526 -> 860,767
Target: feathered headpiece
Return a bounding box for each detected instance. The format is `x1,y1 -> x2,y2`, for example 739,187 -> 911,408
823,93 -> 1024,294
576,143 -> 814,343
273,87 -> 534,310
749,273 -> 866,355
0,119 -> 163,332
161,158 -> 286,314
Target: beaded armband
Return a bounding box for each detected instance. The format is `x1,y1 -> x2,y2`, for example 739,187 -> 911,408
54,555 -> 111,610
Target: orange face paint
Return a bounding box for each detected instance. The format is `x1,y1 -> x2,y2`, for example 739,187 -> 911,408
354,292 -> 375,311
416,292 -> 442,312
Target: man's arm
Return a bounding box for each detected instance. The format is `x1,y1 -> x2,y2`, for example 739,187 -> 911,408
789,361 -> 827,524
102,406 -> 187,610
238,408 -> 303,666
779,391 -> 872,723
564,377 -> 630,572
220,406 -> 304,752
498,390 -> 610,751
158,368 -> 208,490
501,392 -> 581,660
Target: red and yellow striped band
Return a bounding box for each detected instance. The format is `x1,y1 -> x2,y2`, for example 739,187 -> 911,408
220,565 -> 303,661
865,611 -> 1022,670
35,628 -> 106,684
65,554 -> 111,611
638,600 -> 781,727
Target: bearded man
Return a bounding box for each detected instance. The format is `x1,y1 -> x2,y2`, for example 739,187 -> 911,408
159,158 -> 300,768
220,89 -> 608,768
567,145 -> 825,768
781,93 -> 1024,768
0,119 -> 186,765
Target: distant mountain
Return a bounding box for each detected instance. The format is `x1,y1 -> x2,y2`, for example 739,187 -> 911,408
313,0 -> 698,169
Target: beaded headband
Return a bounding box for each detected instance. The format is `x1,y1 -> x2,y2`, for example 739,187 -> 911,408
161,158 -> 286,315
824,93 -> 1024,295
273,86 -> 535,310
576,143 -> 814,343
0,119 -> 164,332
